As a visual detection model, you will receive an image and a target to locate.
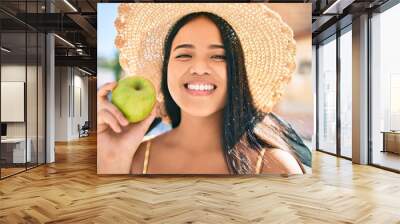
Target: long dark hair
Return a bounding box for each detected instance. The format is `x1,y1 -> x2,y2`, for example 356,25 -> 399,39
159,12 -> 306,174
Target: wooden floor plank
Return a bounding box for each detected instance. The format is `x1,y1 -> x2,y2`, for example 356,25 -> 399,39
0,135 -> 399,223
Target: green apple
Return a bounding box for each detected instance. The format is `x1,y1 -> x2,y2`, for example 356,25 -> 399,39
111,76 -> 156,123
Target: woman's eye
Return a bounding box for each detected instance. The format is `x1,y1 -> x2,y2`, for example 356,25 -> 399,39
211,55 -> 226,60
175,54 -> 192,59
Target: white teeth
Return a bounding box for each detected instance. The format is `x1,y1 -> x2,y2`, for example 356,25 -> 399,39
187,84 -> 215,91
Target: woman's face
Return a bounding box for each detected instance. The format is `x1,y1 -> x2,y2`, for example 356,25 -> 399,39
167,16 -> 228,117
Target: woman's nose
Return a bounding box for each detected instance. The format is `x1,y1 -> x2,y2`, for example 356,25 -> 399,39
189,58 -> 212,75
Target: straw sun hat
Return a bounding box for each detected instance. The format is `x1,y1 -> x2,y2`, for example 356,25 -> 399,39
114,3 -> 296,119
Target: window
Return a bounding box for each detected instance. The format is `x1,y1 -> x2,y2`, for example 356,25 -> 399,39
317,36 -> 337,154
370,2 -> 400,171
0,1 -> 47,179
339,28 -> 352,158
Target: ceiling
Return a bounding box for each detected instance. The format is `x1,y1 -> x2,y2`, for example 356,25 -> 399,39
0,0 -> 98,74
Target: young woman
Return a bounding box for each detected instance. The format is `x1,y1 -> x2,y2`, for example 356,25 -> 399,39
97,4 -> 311,175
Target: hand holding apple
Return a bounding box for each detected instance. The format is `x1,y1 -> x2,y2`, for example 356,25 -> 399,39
97,81 -> 157,174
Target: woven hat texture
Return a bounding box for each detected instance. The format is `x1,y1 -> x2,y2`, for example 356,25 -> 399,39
115,3 -> 296,117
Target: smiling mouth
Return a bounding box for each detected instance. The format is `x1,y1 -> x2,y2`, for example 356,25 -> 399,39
183,82 -> 217,96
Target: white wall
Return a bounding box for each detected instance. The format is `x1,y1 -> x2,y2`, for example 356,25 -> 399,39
54,67 -> 69,141
72,72 -> 89,138
54,67 -> 89,141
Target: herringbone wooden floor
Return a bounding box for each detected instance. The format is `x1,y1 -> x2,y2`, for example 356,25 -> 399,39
1,135 -> 400,224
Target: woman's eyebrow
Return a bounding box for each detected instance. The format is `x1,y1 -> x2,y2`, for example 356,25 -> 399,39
173,44 -> 194,51
173,44 -> 224,51
209,44 -> 224,49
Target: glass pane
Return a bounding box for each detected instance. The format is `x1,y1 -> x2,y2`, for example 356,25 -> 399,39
318,37 -> 337,154
26,0 -> 39,170
340,29 -> 352,158
0,0 -> 46,178
371,3 -> 400,171
27,31 -> 38,169
1,30 -> 27,177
